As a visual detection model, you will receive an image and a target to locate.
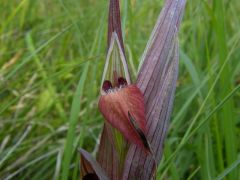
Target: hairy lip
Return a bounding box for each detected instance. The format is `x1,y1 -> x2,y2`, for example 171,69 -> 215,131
102,85 -> 128,95
98,85 -> 150,153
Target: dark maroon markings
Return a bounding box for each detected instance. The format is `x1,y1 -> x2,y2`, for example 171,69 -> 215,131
118,77 -> 127,87
102,80 -> 113,92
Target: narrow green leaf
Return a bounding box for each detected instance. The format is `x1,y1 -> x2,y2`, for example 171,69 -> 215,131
61,62 -> 89,180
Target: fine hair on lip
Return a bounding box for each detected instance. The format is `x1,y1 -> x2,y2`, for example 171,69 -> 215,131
102,77 -> 128,93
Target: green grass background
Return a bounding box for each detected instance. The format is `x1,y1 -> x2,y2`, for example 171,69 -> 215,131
0,0 -> 240,179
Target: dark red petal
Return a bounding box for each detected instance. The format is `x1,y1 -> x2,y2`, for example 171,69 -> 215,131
98,85 -> 149,153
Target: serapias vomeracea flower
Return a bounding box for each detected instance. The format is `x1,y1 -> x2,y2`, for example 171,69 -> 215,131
98,32 -> 151,153
80,0 -> 186,179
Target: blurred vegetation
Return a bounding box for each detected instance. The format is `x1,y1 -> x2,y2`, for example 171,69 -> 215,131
0,0 -> 239,179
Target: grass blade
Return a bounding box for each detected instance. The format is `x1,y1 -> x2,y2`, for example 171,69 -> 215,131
61,62 -> 89,180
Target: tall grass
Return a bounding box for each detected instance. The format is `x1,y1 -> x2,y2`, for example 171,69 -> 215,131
0,0 -> 239,179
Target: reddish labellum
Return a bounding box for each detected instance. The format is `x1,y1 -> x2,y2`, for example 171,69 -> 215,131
99,79 -> 150,153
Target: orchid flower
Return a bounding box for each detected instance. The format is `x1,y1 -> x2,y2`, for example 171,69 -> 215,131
80,0 -> 186,179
